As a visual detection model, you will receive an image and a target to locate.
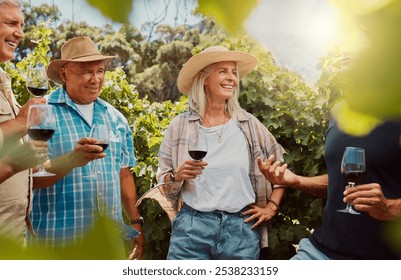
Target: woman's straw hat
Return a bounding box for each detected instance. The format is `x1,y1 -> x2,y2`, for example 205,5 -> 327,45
177,46 -> 257,94
47,36 -> 115,84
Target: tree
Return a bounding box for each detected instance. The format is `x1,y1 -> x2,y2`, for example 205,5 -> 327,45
134,40 -> 193,102
17,3 -> 60,60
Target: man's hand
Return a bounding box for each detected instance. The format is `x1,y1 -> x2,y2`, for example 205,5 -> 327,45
128,224 -> 144,260
67,137 -> 106,168
257,155 -> 298,186
344,183 -> 401,221
0,98 -> 46,142
3,140 -> 48,173
33,137 -> 105,188
14,97 -> 46,134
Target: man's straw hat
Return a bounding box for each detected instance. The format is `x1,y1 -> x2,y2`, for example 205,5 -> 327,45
47,36 -> 115,84
177,46 -> 257,94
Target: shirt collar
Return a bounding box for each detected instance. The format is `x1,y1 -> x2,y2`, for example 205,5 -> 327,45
47,87 -> 108,110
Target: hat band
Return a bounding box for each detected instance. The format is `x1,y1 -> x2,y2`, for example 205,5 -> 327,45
64,53 -> 103,60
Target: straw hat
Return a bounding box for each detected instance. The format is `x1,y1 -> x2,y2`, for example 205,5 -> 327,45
177,46 -> 257,94
47,36 -> 116,84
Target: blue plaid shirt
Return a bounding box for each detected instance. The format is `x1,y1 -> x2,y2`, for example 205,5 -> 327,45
30,87 -> 136,247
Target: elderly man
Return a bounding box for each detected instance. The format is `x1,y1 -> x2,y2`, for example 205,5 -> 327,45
0,0 -> 47,243
31,36 -> 144,259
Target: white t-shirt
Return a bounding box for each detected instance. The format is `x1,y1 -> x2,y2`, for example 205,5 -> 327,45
181,119 -> 255,213
75,103 -> 94,126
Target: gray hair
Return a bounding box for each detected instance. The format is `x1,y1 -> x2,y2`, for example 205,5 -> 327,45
188,62 -> 242,118
0,0 -> 21,7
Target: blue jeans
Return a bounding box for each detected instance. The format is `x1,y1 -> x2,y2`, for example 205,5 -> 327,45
291,238 -> 331,260
167,204 -> 260,260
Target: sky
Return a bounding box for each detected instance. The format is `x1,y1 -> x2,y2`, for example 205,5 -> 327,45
27,0 -> 339,85
28,0 -> 199,29
246,0 -> 339,84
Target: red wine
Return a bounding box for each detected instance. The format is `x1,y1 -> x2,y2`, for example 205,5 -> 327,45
27,128 -> 55,141
95,143 -> 109,151
343,171 -> 365,184
189,150 -> 207,160
27,87 -> 48,97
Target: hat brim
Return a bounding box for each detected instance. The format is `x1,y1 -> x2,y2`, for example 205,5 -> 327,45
47,54 -> 115,84
177,51 -> 257,94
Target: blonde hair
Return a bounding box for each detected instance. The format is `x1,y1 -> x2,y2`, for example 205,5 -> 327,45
188,62 -> 242,117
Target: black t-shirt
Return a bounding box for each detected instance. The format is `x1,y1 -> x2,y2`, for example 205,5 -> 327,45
310,120 -> 401,259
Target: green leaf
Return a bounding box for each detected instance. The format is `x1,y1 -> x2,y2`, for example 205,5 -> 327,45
332,0 -> 401,134
86,0 -> 133,23
384,217 -> 401,255
0,215 -> 128,260
332,101 -> 382,136
198,0 -> 258,33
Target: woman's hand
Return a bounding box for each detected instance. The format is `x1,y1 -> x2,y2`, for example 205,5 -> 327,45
242,204 -> 278,229
173,160 -> 208,181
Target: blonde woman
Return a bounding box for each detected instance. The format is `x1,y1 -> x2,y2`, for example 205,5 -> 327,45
141,46 -> 286,259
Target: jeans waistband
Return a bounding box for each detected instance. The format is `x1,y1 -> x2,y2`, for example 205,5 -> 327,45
181,203 -> 249,217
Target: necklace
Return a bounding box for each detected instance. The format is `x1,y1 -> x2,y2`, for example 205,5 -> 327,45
203,115 -> 228,143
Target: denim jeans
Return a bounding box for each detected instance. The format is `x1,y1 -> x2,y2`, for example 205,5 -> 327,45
290,238 -> 331,260
167,204 -> 260,260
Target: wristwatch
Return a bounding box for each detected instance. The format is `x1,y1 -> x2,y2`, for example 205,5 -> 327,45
129,216 -> 144,225
169,172 -> 176,182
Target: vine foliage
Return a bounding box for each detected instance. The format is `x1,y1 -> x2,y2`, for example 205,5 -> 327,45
3,22 -> 346,260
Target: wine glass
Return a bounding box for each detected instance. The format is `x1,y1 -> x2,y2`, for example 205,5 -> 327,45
188,128 -> 208,161
188,127 -> 208,181
26,104 -> 56,177
84,124 -> 110,180
26,64 -> 49,97
337,146 -> 366,215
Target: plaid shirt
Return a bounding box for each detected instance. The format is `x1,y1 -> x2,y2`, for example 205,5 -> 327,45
30,87 -> 135,247
137,109 -> 285,248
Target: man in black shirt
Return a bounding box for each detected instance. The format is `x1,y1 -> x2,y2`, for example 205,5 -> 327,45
258,120 -> 401,259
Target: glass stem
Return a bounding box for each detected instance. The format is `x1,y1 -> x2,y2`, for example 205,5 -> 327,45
91,160 -> 98,176
39,163 -> 45,173
345,182 -> 355,210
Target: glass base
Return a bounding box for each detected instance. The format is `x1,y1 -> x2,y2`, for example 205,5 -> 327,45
83,175 -> 98,180
30,170 -> 56,177
337,208 -> 360,215
83,171 -> 101,180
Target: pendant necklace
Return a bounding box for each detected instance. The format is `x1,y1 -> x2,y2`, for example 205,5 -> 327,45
203,115 -> 228,143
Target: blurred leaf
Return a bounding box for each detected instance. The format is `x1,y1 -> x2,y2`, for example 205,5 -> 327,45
86,0 -> 133,23
383,217 -> 401,258
198,0 -> 258,33
52,216 -> 129,260
332,101 -> 382,136
332,0 -> 401,135
0,215 -> 128,260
